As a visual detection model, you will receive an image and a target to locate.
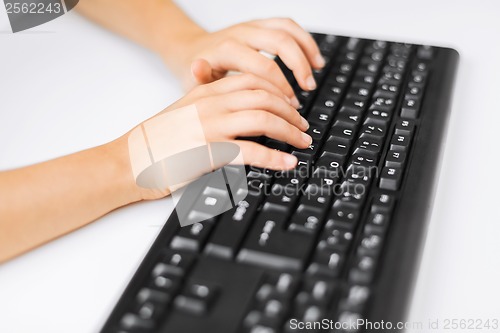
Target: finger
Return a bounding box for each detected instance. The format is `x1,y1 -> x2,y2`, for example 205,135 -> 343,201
241,26 -> 317,91
251,18 -> 324,69
200,89 -> 309,131
204,40 -> 297,102
197,73 -> 293,106
230,139 -> 298,170
191,58 -> 225,84
165,73 -> 294,112
222,110 -> 312,149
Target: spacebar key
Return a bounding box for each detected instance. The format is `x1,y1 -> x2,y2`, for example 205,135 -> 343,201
236,209 -> 315,271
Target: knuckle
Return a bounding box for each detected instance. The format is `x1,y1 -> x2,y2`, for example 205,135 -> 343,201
263,59 -> 280,75
273,31 -> 291,44
254,110 -> 271,125
281,17 -> 297,26
240,73 -> 258,86
219,38 -> 238,51
254,89 -> 272,102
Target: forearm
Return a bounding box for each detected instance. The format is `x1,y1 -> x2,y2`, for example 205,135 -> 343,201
77,0 -> 205,73
0,136 -> 140,263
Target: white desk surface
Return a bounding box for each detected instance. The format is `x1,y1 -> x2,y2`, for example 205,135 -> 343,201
1,1 -> 499,332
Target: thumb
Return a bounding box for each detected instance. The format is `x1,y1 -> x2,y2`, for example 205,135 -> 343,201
190,58 -> 216,84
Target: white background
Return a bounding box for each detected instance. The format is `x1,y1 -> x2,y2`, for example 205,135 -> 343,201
0,1 -> 499,332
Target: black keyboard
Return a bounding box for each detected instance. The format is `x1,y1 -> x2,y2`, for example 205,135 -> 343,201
102,34 -> 459,333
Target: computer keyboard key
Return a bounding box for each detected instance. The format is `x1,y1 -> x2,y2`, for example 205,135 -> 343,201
150,274 -> 181,295
307,249 -> 345,278
300,183 -> 334,211
386,54 -> 407,69
333,62 -> 354,75
292,140 -> 321,157
137,288 -> 170,305
174,281 -> 218,315
135,301 -> 165,321
291,152 -> 313,172
364,211 -> 391,235
154,251 -> 194,277
338,285 -> 370,314
319,82 -> 344,104
370,96 -> 396,113
120,313 -> 155,331
319,223 -> 354,253
372,193 -> 396,213
336,312 -> 363,333
349,255 -> 377,284
358,58 -> 381,74
352,72 -> 376,87
261,299 -> 289,320
256,273 -> 300,302
306,123 -> 327,141
238,210 -> 315,270
405,87 -> 423,101
342,98 -> 368,113
365,108 -> 392,125
307,107 -> 334,126
411,70 -> 427,84
244,311 -> 281,333
329,124 -> 356,146
265,186 -> 299,213
275,169 -> 308,188
401,97 -> 421,119
379,166 -> 403,191
170,221 -> 214,252
204,194 -> 261,259
246,170 -> 272,196
295,279 -> 337,308
346,86 -> 371,102
350,151 -> 377,169
318,34 -> 338,54
288,203 -> 326,234
417,45 -> 434,59
359,123 -> 387,138
354,134 -> 383,156
389,133 -> 411,152
339,182 -> 370,207
329,201 -> 361,230
335,113 -> 363,131
394,119 -> 416,136
376,82 -> 399,96
323,137 -> 351,158
385,149 -> 407,168
358,233 -> 384,257
314,95 -> 339,114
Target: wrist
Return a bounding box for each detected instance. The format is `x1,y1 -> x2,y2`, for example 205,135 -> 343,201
101,136 -> 144,205
150,1 -> 207,78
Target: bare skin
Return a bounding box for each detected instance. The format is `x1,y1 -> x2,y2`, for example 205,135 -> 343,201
0,0 -> 322,262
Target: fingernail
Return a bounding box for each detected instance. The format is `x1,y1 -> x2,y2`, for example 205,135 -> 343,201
283,154 -> 298,168
291,96 -> 300,109
301,116 -> 309,130
315,54 -> 326,67
302,132 -> 313,145
306,76 -> 317,90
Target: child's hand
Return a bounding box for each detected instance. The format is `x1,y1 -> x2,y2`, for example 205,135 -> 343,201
127,74 -> 312,200
165,18 -> 324,103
